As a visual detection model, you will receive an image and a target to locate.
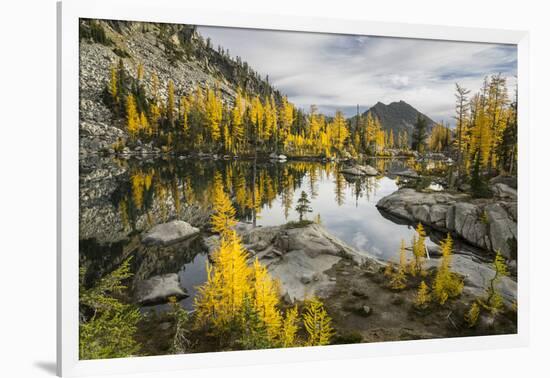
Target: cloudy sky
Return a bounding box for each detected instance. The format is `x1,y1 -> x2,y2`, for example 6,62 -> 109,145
198,26 -> 517,125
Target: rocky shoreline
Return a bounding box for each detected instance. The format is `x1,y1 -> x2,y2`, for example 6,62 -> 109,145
133,218 -> 516,346
376,185 -> 517,261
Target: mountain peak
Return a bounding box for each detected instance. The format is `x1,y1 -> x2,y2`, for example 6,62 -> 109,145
363,100 -> 436,136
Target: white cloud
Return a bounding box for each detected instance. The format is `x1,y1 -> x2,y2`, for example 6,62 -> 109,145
198,26 -> 517,125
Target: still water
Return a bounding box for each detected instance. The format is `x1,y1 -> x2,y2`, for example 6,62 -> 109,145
79,157 -> 441,311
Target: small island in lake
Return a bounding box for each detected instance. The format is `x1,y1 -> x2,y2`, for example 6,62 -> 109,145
78,19 -> 518,359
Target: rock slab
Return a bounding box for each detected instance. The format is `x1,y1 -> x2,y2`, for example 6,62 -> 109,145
134,273 -> 188,305
236,222 -> 367,302
142,220 -> 200,246
340,164 -> 378,176
377,188 -> 517,259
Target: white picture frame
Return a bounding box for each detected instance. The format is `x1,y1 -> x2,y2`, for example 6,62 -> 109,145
57,0 -> 530,376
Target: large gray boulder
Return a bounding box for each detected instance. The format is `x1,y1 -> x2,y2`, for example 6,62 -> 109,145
489,175 -> 517,189
377,188 -> 517,259
134,273 -> 188,305
486,203 -> 518,259
237,223 -> 366,301
340,164 -> 378,176
142,220 -> 199,246
452,202 -> 488,249
491,183 -> 517,200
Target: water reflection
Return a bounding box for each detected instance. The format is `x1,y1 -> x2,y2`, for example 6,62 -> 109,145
79,156 -> 472,311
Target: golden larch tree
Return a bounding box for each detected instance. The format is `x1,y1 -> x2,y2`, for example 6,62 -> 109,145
433,234 -> 464,304
210,173 -> 237,235
279,306 -> 299,347
410,223 -> 427,276
167,80 -> 176,126
126,93 -> 139,138
414,280 -> 431,309
205,87 -> 223,142
251,258 -> 282,341
302,297 -> 334,346
109,65 -> 117,103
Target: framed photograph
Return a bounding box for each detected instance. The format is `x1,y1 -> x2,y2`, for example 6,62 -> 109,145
58,0 -> 529,376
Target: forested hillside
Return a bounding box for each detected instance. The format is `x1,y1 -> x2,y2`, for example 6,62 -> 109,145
79,19 -> 427,159
79,19 -> 280,155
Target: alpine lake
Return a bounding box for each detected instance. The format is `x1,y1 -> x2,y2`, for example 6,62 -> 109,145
79,156 -> 485,313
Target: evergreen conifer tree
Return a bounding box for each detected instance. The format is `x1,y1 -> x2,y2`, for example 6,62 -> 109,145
295,191 -> 313,222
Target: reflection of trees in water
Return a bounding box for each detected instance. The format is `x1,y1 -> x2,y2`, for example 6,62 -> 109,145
130,236 -> 204,282
80,232 -> 205,292
113,159 -> 387,229
333,172 -> 346,206
80,237 -> 134,288
82,157 -> 401,291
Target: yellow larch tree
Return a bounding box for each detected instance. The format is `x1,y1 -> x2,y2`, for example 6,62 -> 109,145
331,111 -> 349,152
483,251 -> 509,314
210,173 -> 237,235
279,306 -> 299,347
109,65 -> 117,104
433,233 -> 463,304
251,258 -> 282,341
205,87 -> 223,142
414,280 -> 431,309
250,96 -> 264,142
375,129 -> 386,152
231,91 -> 245,153
194,229 -> 252,331
464,301 -> 480,328
139,111 -> 150,136
263,96 -> 277,142
126,93 -> 139,138
136,62 -> 144,82
279,96 -> 294,149
388,129 -> 395,149
167,80 -> 176,126
151,72 -> 159,99
302,296 -> 334,346
365,112 -> 379,147
179,96 -> 189,135
410,223 -> 427,276
389,239 -> 408,290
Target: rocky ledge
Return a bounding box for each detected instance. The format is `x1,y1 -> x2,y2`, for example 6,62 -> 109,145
205,220 -> 516,308
204,222 -> 368,302
376,187 -> 517,259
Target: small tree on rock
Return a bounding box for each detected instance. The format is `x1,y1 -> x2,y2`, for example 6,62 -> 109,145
389,240 -> 408,290
410,223 -> 427,276
295,191 -> 313,221
483,251 -> 509,314
433,234 -> 464,304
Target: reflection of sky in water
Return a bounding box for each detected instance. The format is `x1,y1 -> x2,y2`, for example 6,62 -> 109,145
141,252 -> 208,313
256,174 -> 436,262
178,253 -> 208,311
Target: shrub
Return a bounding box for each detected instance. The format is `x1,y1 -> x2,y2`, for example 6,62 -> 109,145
464,301 -> 480,328
79,258 -> 141,359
